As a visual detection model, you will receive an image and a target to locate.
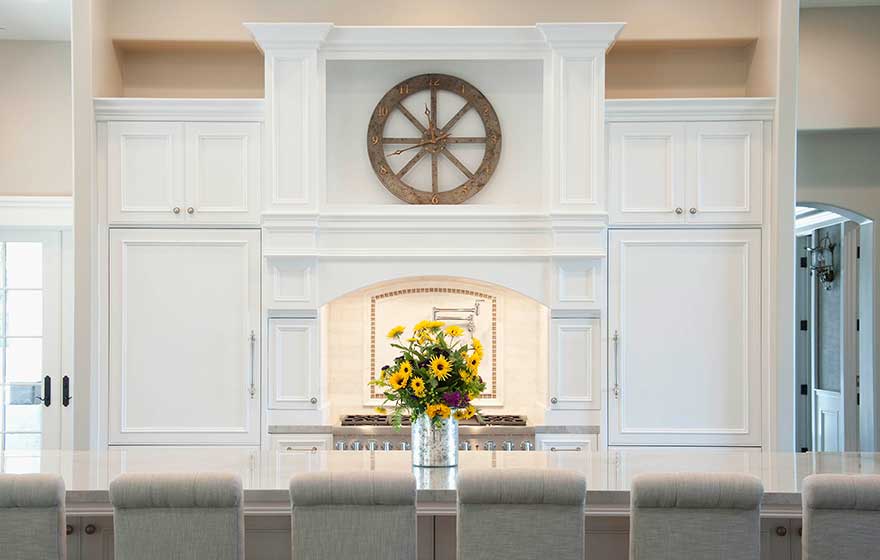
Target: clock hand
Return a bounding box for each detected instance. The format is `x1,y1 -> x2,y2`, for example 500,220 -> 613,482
389,132 -> 450,156
424,104 -> 435,142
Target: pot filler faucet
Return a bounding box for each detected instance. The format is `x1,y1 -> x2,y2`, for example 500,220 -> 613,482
433,299 -> 484,334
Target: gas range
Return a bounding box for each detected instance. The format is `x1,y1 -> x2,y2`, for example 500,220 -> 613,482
332,414 -> 535,451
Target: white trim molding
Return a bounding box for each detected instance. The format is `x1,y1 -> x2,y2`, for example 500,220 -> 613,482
606,98 -> 776,122
94,98 -> 265,122
0,196 -> 73,228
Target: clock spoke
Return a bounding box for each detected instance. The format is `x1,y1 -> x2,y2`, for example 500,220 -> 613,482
444,137 -> 487,144
440,148 -> 475,179
383,137 -> 423,144
396,103 -> 427,134
397,148 -> 428,179
440,102 -> 472,134
431,152 -> 439,193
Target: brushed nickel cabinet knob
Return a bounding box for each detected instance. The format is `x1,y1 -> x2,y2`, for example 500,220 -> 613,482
186,207 -> 195,215
689,207 -> 697,215
66,525 -> 74,536
84,524 -> 97,535
172,207 -> 181,214
775,526 -> 788,537
675,207 -> 683,215
310,397 -> 318,404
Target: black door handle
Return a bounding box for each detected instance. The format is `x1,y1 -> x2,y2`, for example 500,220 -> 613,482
62,375 -> 71,407
35,375 -> 51,407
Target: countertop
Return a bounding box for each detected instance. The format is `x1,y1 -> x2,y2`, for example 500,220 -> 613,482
267,425 -> 600,435
6,448 -> 878,517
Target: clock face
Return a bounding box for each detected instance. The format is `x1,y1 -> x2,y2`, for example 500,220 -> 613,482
366,73 -> 502,204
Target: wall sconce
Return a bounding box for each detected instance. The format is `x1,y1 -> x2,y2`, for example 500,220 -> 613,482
806,233 -> 836,290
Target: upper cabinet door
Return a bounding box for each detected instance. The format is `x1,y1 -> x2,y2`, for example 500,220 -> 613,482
685,121 -> 764,224
184,122 -> 261,225
608,122 -> 687,225
109,228 -> 262,445
108,122 -> 185,224
608,228 -> 762,446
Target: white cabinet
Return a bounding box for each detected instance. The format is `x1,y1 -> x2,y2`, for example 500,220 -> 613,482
536,433 -> 599,452
549,317 -> 602,411
108,121 -> 261,225
608,121 -> 763,225
270,434 -> 331,452
267,317 -> 320,410
608,229 -> 762,446
109,228 -> 262,445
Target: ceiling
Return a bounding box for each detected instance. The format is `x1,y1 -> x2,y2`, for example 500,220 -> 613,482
0,0 -> 71,41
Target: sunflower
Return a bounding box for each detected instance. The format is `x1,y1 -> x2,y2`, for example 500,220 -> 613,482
430,356 -> 452,381
427,320 -> 445,329
399,360 -> 413,376
389,370 -> 410,390
472,338 -> 484,357
464,404 -> 477,419
410,377 -> 426,397
374,406 -> 388,414
466,353 -> 481,372
444,325 -> 464,337
413,320 -> 431,333
454,408 -> 469,420
427,403 -> 451,419
386,325 -> 405,339
458,369 -> 472,382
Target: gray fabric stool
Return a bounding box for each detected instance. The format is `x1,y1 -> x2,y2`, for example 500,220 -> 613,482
109,472 -> 244,560
803,473 -> 880,560
0,473 -> 67,559
457,468 -> 587,560
290,471 -> 416,559
630,472 -> 763,560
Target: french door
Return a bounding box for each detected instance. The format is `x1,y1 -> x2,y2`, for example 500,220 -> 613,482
0,230 -> 62,451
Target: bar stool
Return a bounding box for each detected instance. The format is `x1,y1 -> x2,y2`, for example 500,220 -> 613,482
457,468 -> 587,560
802,474 -> 880,560
109,472 -> 244,560
0,473 -> 67,559
630,472 -> 764,560
290,471 -> 416,559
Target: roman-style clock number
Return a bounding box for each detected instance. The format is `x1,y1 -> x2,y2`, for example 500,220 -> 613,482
367,73 -> 502,204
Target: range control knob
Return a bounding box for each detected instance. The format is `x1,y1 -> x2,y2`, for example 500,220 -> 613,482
382,441 -> 393,451
484,441 -> 496,451
334,441 -> 346,451
366,440 -> 378,452
502,441 -> 515,451
460,441 -> 472,451
399,441 -> 411,451
350,441 -> 362,451
521,441 -> 535,451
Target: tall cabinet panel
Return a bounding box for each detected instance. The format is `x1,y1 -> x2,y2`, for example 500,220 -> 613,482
109,229 -> 261,445
608,229 -> 762,446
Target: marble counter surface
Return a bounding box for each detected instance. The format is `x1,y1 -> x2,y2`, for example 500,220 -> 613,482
5,448 -> 878,517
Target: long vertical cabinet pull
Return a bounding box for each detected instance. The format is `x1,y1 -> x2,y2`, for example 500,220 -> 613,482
248,330 -> 256,398
612,331 -> 621,399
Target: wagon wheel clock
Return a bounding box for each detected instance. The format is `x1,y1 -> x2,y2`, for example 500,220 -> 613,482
367,74 -> 502,204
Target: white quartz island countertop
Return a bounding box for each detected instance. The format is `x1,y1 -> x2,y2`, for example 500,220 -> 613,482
5,448 -> 879,517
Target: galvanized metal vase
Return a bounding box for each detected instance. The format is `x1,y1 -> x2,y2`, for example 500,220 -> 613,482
411,413 -> 458,467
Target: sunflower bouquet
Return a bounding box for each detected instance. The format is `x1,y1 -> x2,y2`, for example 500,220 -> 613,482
370,320 -> 486,429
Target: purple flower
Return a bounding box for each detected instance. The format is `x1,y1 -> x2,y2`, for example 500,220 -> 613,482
442,391 -> 465,408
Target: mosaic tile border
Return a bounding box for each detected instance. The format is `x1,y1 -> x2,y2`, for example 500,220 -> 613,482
370,287 -> 498,400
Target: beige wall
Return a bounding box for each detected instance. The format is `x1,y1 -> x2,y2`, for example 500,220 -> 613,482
92,0 -> 122,96
109,0 -> 760,43
0,41 -> 72,196
799,7 -> 880,130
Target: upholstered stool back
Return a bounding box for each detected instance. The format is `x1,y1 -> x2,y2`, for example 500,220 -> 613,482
457,468 -> 587,560
290,471 -> 417,560
803,474 -> 880,560
0,474 -> 67,559
109,472 -> 244,560
630,472 -> 763,560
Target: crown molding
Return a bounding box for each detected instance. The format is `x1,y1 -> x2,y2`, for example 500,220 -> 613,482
94,98 -> 265,122
605,97 -> 776,122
